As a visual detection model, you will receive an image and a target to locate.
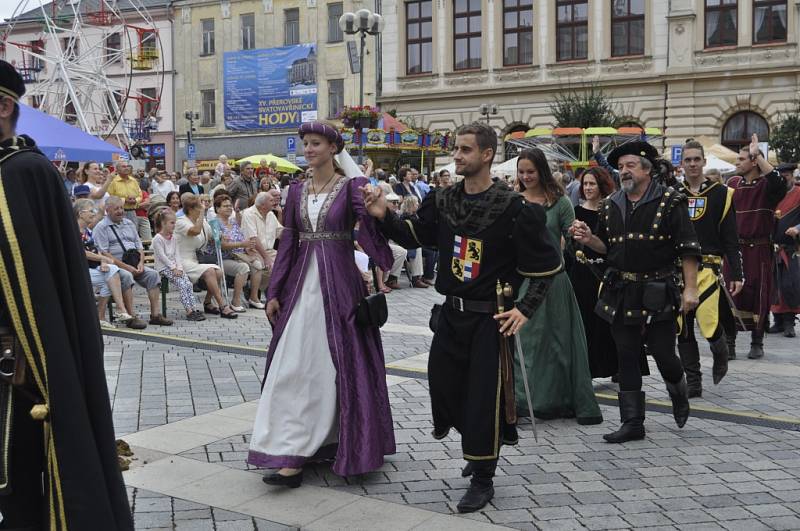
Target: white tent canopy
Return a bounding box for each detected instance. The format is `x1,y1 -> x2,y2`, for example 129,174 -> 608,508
492,156 -> 519,177
703,154 -> 736,174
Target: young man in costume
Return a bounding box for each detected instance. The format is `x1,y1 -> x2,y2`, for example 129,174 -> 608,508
0,60 -> 133,530
724,134 -> 785,359
361,123 -> 563,513
572,141 -> 700,444
675,140 -> 743,397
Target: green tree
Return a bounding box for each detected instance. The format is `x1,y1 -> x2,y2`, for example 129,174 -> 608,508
771,99 -> 800,163
549,85 -> 619,128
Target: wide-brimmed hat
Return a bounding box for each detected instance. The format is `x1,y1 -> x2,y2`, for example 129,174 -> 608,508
607,141 -> 660,170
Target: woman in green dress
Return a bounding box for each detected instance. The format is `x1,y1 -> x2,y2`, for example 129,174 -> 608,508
514,148 -> 602,425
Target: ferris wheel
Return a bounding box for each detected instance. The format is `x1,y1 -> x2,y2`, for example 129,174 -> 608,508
0,0 -> 166,152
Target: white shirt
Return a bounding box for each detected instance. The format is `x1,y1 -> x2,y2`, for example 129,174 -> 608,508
152,179 -> 176,197
241,205 -> 283,250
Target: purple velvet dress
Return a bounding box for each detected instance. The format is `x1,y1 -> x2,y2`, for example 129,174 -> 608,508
247,176 -> 396,476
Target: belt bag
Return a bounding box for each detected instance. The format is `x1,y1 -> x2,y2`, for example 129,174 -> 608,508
109,225 -> 140,268
642,281 -> 668,313
0,331 -> 26,387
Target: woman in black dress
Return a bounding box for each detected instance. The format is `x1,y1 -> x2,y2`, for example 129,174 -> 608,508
570,167 -> 619,378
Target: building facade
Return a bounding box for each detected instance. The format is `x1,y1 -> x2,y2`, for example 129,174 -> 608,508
0,0 -> 176,170
379,0 -> 800,160
172,0 -> 378,168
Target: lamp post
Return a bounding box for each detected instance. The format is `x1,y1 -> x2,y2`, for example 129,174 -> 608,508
479,103 -> 498,124
339,9 -> 385,164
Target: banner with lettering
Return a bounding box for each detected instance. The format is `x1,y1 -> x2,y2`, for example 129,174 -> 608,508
223,43 -> 318,130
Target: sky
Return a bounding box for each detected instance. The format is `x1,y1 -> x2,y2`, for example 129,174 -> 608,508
1,4 -> 18,22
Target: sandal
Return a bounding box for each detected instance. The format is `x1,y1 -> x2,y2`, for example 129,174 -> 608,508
220,306 -> 238,319
379,286 -> 392,294
204,304 -> 220,315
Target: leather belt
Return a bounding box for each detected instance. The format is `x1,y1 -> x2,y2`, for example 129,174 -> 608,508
445,295 -> 496,314
616,267 -> 674,282
739,237 -> 770,246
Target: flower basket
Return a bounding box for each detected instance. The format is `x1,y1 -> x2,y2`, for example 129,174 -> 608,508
338,106 -> 380,129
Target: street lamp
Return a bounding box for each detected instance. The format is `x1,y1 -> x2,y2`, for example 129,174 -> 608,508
339,9 -> 385,164
479,103 -> 498,124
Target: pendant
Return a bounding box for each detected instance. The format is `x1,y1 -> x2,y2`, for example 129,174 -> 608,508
312,197 -> 318,204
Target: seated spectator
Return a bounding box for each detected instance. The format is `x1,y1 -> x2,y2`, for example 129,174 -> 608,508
107,160 -> 142,223
199,193 -> 212,219
151,169 -> 176,197
399,196 -> 428,288
394,167 -> 423,201
240,191 -> 283,307
210,168 -> 234,198
152,209 -> 205,321
135,181 -> 153,241
381,193 -> 409,291
215,154 -> 231,178
73,184 -> 91,200
174,194 -> 238,319
179,168 -> 205,196
92,196 -> 172,327
80,160 -> 111,209
213,194 -> 253,312
75,198 -> 138,327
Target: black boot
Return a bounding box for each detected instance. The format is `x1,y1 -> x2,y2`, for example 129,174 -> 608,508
784,315 -> 796,338
727,335 -> 736,360
709,334 -> 729,385
665,376 -> 690,428
603,391 -> 645,443
457,460 -> 496,513
767,313 -> 784,334
461,461 -> 474,478
748,331 -> 764,359
677,342 -> 702,398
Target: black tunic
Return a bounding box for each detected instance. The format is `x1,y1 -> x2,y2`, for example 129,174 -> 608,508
675,180 -> 742,280
0,136 -> 133,530
595,181 -> 701,325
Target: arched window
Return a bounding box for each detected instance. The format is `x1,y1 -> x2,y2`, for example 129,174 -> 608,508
722,111 -> 769,153
504,123 -> 529,160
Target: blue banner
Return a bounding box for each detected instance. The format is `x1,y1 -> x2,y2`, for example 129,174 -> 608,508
223,44 -> 318,131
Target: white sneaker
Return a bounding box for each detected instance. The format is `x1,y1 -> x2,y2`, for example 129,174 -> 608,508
116,312 -> 134,323
247,299 -> 265,309
231,305 -> 246,313
99,320 -> 113,327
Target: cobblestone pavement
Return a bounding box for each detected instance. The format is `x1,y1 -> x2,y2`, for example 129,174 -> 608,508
112,281 -> 800,530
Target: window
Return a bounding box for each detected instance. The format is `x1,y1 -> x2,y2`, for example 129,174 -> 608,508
241,13 -> 255,50
611,0 -> 644,57
328,79 -> 344,118
61,37 -> 79,60
201,90 -> 215,127
753,0 -> 787,44
407,0 -> 433,74
722,111 -> 769,153
328,3 -> 343,43
556,0 -> 588,61
104,33 -> 122,64
503,0 -> 533,66
201,19 -> 215,56
705,0 -> 737,48
285,9 -> 300,46
140,88 -> 158,119
454,0 -> 481,70
140,30 -> 156,54
106,91 -> 124,121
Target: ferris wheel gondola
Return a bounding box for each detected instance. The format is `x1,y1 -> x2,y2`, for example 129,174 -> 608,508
0,0 -> 165,153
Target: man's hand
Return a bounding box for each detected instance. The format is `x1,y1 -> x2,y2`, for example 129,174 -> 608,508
786,226 -> 800,238
681,286 -> 700,314
728,280 -> 743,297
266,298 -> 280,323
494,307 -> 528,337
569,219 -> 592,244
99,263 -> 109,272
359,184 -> 387,220
136,262 -> 145,275
749,133 -> 760,159
122,264 -> 138,275
592,135 -> 600,154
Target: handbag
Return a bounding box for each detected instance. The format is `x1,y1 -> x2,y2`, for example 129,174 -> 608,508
109,224 -> 141,268
344,179 -> 388,328
195,226 -> 218,264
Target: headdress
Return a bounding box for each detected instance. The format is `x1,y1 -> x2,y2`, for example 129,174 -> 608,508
0,60 -> 25,102
298,121 -> 345,154
607,140 -> 659,170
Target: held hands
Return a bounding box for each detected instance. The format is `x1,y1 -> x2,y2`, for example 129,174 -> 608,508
266,298 -> 280,323
729,280 -> 744,297
592,135 -> 600,154
358,184 -> 387,220
494,308 -> 528,337
569,220 -> 592,244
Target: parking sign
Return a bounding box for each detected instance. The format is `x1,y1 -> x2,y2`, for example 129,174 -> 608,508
287,137 -> 296,154
187,143 -> 196,161
671,146 -> 682,166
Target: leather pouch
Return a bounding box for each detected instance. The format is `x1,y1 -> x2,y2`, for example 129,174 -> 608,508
356,293 -> 388,328
642,281 -> 667,312
429,303 -> 442,333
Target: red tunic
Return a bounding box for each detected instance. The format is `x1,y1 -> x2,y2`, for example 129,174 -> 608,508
724,171 -> 787,332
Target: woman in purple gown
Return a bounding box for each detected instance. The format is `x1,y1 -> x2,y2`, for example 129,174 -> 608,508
247,122 -> 395,487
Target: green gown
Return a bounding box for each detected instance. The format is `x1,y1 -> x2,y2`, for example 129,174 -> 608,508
514,195 -> 603,424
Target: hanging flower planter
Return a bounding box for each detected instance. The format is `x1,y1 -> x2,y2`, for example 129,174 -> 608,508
338,105 -> 380,129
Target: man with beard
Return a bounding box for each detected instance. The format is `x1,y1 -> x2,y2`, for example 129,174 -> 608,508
0,60 -> 133,530
360,123 -> 563,513
675,140 -> 743,397
724,134 -> 786,359
769,163 -> 800,338
571,141 -> 700,444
